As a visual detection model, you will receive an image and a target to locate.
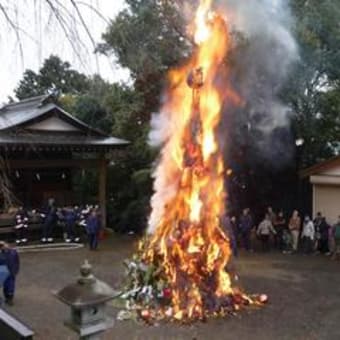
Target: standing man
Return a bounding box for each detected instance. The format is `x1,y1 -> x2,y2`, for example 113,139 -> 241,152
288,210 -> 301,253
63,206 -> 77,243
273,210 -> 286,250
239,208 -> 254,252
0,241 -> 20,305
41,198 -> 57,243
313,212 -> 323,252
319,217 -> 330,254
301,216 -> 315,254
85,209 -> 101,250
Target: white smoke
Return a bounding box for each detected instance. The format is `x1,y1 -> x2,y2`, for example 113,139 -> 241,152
218,0 -> 299,162
147,0 -> 298,233
148,105 -> 180,233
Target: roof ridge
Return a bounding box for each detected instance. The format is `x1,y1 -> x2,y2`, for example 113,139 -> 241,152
1,94 -> 51,111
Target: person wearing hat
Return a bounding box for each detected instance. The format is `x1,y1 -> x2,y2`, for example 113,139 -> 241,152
0,241 -> 20,305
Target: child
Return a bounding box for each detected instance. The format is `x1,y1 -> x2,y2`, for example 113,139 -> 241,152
85,209 -> 101,250
257,214 -> 277,252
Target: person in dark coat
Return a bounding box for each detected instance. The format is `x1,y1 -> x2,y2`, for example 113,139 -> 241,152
239,208 -> 254,251
313,212 -> 323,252
63,206 -> 78,242
85,209 -> 101,250
318,217 -> 330,253
0,241 -> 20,305
41,198 -> 57,243
273,210 -> 286,250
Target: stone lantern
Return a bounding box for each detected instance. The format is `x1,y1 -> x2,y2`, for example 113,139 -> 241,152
54,260 -> 117,340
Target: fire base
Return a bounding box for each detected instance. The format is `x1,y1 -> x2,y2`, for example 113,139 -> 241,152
114,238 -> 267,324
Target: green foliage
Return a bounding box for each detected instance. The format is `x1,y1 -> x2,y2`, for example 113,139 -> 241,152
101,0 -> 188,78
101,0 -> 190,114
72,169 -> 98,204
71,95 -> 111,134
287,0 -> 340,167
107,164 -> 152,233
15,55 -> 89,99
97,0 -> 191,232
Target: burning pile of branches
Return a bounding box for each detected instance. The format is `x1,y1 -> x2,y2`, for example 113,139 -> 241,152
116,0 -> 267,323
116,239 -> 266,323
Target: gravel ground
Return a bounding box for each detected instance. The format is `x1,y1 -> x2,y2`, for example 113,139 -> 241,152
2,236 -> 340,340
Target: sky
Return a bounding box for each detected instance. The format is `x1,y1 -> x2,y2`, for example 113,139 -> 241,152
0,0 -> 128,103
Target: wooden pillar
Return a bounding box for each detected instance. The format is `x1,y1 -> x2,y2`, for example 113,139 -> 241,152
98,155 -> 107,229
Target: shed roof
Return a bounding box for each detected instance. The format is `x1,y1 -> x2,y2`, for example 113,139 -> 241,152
300,155 -> 340,178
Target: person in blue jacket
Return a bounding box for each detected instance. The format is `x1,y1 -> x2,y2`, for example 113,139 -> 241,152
239,208 -> 254,251
41,198 -> 57,243
85,209 -> 101,250
0,241 -> 20,305
63,206 -> 78,242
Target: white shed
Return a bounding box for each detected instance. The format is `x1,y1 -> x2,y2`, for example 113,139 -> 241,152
301,156 -> 340,224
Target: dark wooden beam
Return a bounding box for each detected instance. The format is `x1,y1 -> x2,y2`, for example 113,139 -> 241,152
3,159 -> 101,169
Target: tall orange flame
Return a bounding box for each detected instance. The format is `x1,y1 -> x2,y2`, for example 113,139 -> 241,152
143,1 -> 247,321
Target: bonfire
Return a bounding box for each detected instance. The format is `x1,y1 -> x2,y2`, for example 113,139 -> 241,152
117,0 -> 266,323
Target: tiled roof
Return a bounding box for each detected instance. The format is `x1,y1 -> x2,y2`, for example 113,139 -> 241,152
0,95 -> 129,148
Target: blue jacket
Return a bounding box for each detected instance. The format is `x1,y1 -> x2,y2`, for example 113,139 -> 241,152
239,214 -> 253,232
64,210 -> 77,224
43,206 -> 57,223
0,249 -> 20,277
86,215 -> 100,234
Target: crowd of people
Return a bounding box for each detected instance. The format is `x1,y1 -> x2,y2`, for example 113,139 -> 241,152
223,207 -> 340,260
0,199 -> 103,306
2,203 -> 340,307
12,198 -> 102,250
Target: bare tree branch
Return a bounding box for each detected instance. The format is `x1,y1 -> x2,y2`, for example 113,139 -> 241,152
75,1 -> 110,25
50,0 -> 91,55
44,0 -> 88,69
0,2 -> 24,67
70,0 -> 99,70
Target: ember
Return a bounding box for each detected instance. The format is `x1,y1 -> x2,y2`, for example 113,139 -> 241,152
117,0 -> 265,323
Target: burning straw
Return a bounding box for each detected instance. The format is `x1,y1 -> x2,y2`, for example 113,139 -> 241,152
116,0 -> 267,323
